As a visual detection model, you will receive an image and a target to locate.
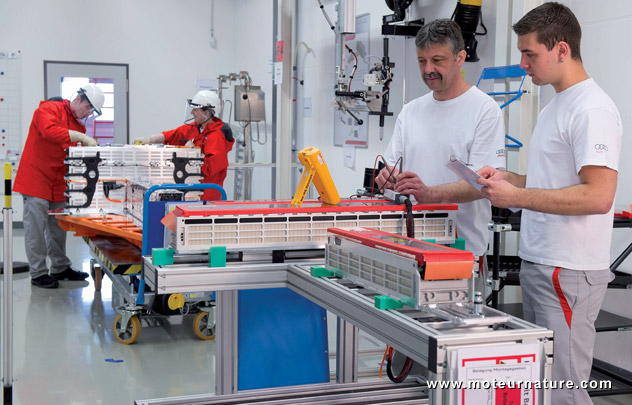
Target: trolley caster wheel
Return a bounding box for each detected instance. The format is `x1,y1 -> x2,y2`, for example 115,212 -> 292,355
193,311 -> 216,340
113,314 -> 141,344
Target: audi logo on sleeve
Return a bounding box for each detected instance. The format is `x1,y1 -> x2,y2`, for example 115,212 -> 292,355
594,144 -> 608,152
496,148 -> 506,157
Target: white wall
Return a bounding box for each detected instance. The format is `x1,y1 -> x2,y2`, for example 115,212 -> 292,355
560,0 -> 632,373
0,0 -> 247,211
0,0 -> 237,140
297,0 -> 632,373
0,0 -> 279,202
295,0 -> 498,199
569,0 -> 632,273
2,0 -> 629,271
228,0 -> 275,200
493,0 -> 632,373
510,1 -> 632,277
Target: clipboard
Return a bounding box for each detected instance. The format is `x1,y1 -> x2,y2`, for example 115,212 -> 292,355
445,155 -> 482,191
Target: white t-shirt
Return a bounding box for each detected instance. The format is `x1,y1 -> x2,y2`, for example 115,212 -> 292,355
519,79 -> 622,270
384,86 -> 506,256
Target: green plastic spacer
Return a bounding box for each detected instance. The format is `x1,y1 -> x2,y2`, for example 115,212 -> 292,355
152,248 -> 174,266
449,238 -> 466,251
374,295 -> 403,310
310,266 -> 335,278
209,246 -> 227,267
421,239 -> 436,244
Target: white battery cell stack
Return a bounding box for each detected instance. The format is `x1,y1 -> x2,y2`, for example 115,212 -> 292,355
66,145 -> 203,214
122,180 -> 201,228
124,181 -> 150,227
167,199 -> 458,253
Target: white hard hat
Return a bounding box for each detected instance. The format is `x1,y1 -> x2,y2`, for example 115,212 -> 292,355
188,90 -> 220,115
78,84 -> 104,115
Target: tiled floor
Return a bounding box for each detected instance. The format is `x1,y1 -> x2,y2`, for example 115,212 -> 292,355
1,229 -> 630,404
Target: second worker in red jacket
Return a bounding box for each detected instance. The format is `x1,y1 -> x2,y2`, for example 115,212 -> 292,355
137,90 -> 234,200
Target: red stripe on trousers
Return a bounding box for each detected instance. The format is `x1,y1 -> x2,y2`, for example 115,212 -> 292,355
552,267 -> 572,328
478,256 -> 484,278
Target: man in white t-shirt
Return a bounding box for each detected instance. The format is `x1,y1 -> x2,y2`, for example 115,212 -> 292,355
375,19 -> 506,281
478,3 -> 622,404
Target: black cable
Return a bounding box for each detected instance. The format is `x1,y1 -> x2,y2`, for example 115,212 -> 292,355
370,155 -> 384,197
404,198 -> 414,238
376,155 -> 402,194
317,0 -> 335,32
478,11 -> 488,36
386,348 -> 414,383
345,45 -> 358,88
385,204 -> 414,383
389,161 -> 415,382
339,103 -> 363,126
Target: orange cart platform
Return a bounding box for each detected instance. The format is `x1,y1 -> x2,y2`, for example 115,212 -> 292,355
57,214 -> 142,248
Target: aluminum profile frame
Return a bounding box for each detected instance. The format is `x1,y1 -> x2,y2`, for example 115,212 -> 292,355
139,258 -> 553,405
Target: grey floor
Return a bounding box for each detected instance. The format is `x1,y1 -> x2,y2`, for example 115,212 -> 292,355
4,229 -> 221,404
1,229 -> 631,404
1,229 -> 387,404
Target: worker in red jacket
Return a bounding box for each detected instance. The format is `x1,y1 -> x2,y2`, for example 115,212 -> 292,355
137,90 -> 234,200
13,84 -> 104,288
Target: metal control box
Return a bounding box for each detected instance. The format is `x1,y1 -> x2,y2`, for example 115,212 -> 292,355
234,86 -> 265,122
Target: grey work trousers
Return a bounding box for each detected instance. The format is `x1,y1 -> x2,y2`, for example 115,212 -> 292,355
22,195 -> 72,278
520,260 -> 612,405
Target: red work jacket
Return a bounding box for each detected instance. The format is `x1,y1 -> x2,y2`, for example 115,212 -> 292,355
13,100 -> 84,202
163,117 -> 235,200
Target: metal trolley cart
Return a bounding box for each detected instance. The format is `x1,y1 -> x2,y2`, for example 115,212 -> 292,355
107,183 -> 227,344
61,183 -> 227,344
58,145 -> 227,344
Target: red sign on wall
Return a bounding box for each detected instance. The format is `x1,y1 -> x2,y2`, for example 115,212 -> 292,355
276,40 -> 284,62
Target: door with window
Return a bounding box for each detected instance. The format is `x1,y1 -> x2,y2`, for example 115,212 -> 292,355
44,61 -> 129,144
